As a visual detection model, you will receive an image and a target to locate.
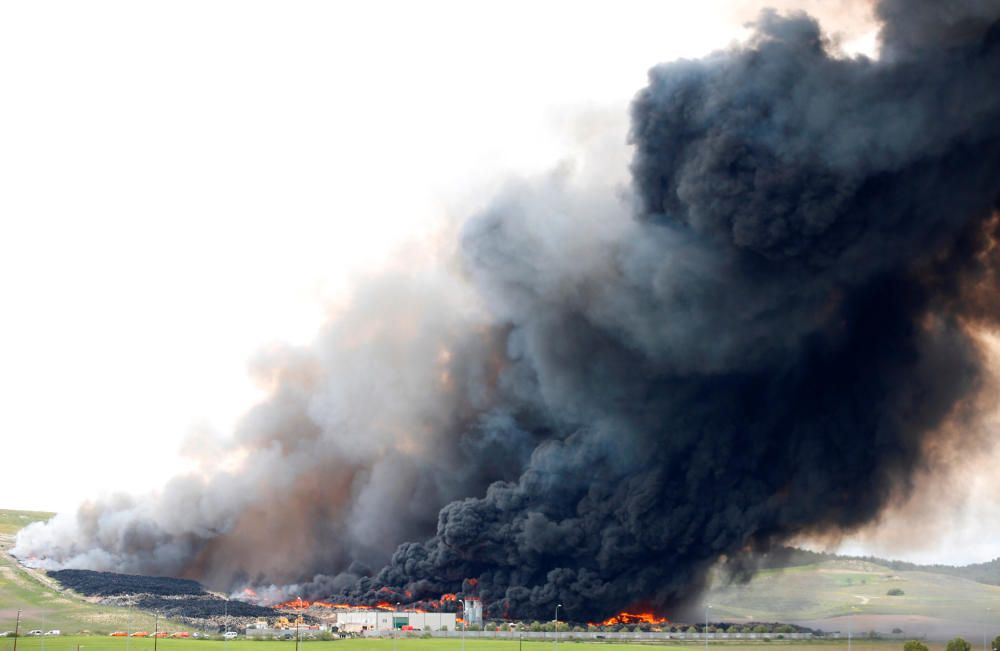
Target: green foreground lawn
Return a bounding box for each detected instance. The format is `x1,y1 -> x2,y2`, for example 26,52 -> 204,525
0,638 -> 952,651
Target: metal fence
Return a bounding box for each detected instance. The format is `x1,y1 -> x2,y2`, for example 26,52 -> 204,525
365,630 -> 825,641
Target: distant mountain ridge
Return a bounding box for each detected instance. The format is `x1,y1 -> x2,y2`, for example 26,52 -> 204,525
759,547 -> 1000,586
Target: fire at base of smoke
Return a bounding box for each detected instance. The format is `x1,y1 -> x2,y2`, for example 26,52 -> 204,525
12,0 -> 1000,626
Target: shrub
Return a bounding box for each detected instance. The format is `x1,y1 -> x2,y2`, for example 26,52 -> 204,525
904,640 -> 929,651
947,638 -> 972,651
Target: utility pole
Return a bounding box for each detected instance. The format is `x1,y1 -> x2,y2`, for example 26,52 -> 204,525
704,604 -> 711,651
295,597 -> 301,651
126,596 -> 132,651
394,603 -> 400,651
41,610 -> 45,651
555,604 -> 561,651
154,614 -> 159,651
12,609 -> 20,651
459,600 -> 466,651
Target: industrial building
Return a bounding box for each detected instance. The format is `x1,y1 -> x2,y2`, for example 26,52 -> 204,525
332,610 -> 457,633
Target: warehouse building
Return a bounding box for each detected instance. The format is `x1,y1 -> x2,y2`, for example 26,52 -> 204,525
333,610 -> 457,633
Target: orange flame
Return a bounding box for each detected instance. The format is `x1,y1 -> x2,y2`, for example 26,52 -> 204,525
441,593 -> 457,602
275,599 -> 350,609
598,612 -> 670,626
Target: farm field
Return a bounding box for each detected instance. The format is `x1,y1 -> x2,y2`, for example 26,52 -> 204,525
0,638 -> 958,651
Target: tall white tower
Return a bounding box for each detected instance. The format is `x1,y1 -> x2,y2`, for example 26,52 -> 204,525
465,598 -> 483,627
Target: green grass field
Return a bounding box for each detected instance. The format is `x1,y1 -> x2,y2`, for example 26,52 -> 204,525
0,638 -> 961,651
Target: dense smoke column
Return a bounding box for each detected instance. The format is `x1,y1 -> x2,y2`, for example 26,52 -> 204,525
12,274 -> 541,589
324,1 -> 1000,622
13,0 -> 1000,626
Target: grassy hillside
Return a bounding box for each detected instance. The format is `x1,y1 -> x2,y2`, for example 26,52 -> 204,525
757,548 -> 1000,588
707,558 -> 1000,634
0,510 -> 186,635
0,511 -> 54,536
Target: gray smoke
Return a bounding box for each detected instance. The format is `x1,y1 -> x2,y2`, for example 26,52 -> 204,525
15,0 -> 1000,623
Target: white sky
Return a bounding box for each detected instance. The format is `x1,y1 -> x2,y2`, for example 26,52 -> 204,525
6,1 -> 994,566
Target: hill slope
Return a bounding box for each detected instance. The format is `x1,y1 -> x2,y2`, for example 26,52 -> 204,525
707,558 -> 1000,639
757,547 -> 1000,587
0,510 -> 182,634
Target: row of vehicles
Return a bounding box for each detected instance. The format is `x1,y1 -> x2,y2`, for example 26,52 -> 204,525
110,632 -> 190,638
0,630 -> 61,637
107,631 -> 237,640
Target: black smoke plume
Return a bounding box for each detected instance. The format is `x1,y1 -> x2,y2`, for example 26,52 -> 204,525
15,0 -> 1000,624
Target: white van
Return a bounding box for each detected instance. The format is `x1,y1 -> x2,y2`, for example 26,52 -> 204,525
27,630 -> 43,636
223,632 -> 238,640
46,631 -> 61,636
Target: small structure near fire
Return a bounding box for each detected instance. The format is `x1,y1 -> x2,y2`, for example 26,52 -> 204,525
463,598 -> 482,627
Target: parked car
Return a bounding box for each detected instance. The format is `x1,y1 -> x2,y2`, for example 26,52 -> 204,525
46,631 -> 61,636
27,630 -> 43,636
0,632 -> 15,637
223,631 -> 238,640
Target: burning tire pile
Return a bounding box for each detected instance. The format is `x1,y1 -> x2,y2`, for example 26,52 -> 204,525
49,569 -> 278,625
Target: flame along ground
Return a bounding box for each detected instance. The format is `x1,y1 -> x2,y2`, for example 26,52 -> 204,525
275,597 -> 396,611
598,612 -> 670,626
273,590 -> 463,613
272,596 -> 668,629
